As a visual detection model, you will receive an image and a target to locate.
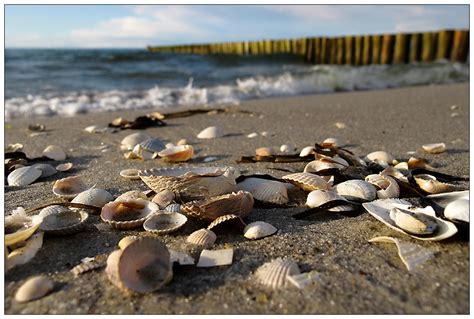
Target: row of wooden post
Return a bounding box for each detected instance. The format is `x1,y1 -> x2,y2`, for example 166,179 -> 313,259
147,29 -> 469,64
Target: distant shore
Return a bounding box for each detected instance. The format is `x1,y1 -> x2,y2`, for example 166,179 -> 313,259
5,83 -> 469,314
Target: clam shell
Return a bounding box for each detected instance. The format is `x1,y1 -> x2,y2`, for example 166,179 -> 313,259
333,180 -> 377,202
15,275 -> 54,303
305,189 -> 355,212
32,163 -> 58,178
71,188 -> 114,208
181,191 -> 254,221
364,151 -> 397,165
207,214 -> 247,232
389,207 -> 438,235
42,145 -> 67,161
7,166 -> 42,186
186,228 -> 217,247
282,172 -> 331,192
243,221 -> 277,240
101,199 -> 159,229
197,126 -> 225,139
52,175 -> 89,199
105,237 -> 172,293
425,190 -> 469,208
39,209 -> 89,235
444,199 -> 469,223
164,203 -> 181,213
120,169 -> 140,180
152,189 -> 176,209
139,138 -> 166,153
254,258 -> 301,289
414,175 -> 456,194
422,143 -> 446,154
255,147 -> 273,157
236,178 -> 288,204
115,190 -> 148,202
362,198 -> 458,241
143,212 -> 188,235
56,162 -> 73,172
365,174 -> 390,189
120,132 -> 151,151
299,146 -> 315,157
304,157 -> 347,173
157,145 -> 194,162
366,174 -> 400,199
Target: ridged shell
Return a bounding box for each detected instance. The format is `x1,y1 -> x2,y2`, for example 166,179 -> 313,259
444,199 -> 469,223
197,126 -> 224,139
364,151 -> 397,165
254,258 -> 301,289
39,209 -> 89,235
389,207 -> 438,235
282,172 -> 331,192
42,145 -> 67,161
186,228 -> 217,247
115,190 -> 148,202
105,237 -> 172,293
52,175 -> 89,199
236,178 -> 288,204
414,175 -> 456,194
304,157 -> 347,173
181,191 -> 254,221
71,254 -> 107,277
143,212 -> 188,235
7,166 -> 42,186
120,132 -> 151,151
139,166 -> 239,178
32,163 -> 58,178
152,190 -> 176,209
207,214 -> 247,232
157,145 -> 194,162
243,221 -> 277,239
139,138 -> 166,153
71,188 -> 114,208
333,180 -> 377,202
15,275 -> 54,303
38,205 -> 71,219
164,203 -> 181,213
119,169 -> 140,180
56,162 -> 73,172
422,143 -> 446,154
101,199 -> 159,229
305,189 -> 355,212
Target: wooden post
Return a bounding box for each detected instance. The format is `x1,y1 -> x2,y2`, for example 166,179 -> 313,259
345,36 -> 354,65
421,32 -> 437,62
409,33 -> 421,63
436,30 -> 453,60
336,37 -> 345,64
393,33 -> 409,63
264,40 -> 272,54
371,35 -> 382,64
451,30 -> 469,62
329,38 -> 337,64
313,38 -> 321,64
305,38 -> 314,62
362,35 -> 372,65
354,35 -> 363,65
320,37 -> 329,64
380,34 -> 394,64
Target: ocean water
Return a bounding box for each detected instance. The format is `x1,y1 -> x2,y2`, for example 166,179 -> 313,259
5,48 -> 469,119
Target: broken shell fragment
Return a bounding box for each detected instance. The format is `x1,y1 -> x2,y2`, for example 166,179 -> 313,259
101,199 -> 159,229
6,143 -> 24,153
333,179 -> 377,202
176,139 -> 188,146
196,248 -> 233,267
243,221 -> 277,240
56,162 -> 73,172
5,207 -> 43,247
119,169 -> 140,180
164,203 -> 181,213
197,126 -> 225,139
7,166 -> 42,186
254,258 -> 301,289
422,143 -> 446,154
389,207 -> 438,235
7,232 -> 44,271
414,174 -> 456,194
186,228 -> 217,247
280,144 -> 295,154
236,178 -> 289,205
282,172 -> 331,192
287,271 -> 322,289
143,212 -> 188,235
15,275 -> 54,303
71,188 -> 114,208
157,145 -> 194,162
42,145 -> 67,161
305,189 -> 355,212
71,254 -> 107,277
39,209 -> 89,236
52,175 -> 89,199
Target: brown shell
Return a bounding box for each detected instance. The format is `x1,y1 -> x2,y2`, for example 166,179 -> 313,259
207,214 -> 247,232
101,199 -> 158,229
186,228 -> 217,247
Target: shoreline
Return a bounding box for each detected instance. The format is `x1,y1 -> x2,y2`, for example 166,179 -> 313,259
5,83 -> 469,314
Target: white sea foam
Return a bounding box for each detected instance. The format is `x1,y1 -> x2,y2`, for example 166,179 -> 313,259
4,61 -> 468,120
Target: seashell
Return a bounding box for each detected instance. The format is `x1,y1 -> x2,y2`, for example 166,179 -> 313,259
389,207 -> 438,235
365,174 -> 390,189
364,151 -> 397,166
197,126 -> 225,139
299,146 -> 315,157
169,250 -> 195,266
117,236 -> 139,250
139,166 -> 238,178
254,258 -> 301,289
52,175 -> 89,199
207,214 -> 247,232
7,232 -> 44,271
333,179 -> 377,202
32,163 -> 58,178
181,191 -> 254,221
243,221 -> 277,239
425,190 -> 469,209
56,162 -> 73,172
444,199 -> 469,223
422,143 -> 446,154
7,166 -> 42,186
393,162 -> 409,171
304,156 -> 348,173
365,174 -> 400,199
101,199 -> 159,229
414,174 -> 456,194
186,228 -> 217,247
196,248 -> 233,267
369,236 -> 435,271
84,125 -> 108,133
282,172 -> 331,192
120,132 -> 151,151
280,144 -> 295,154
39,209 -> 89,235
105,237 -> 172,293
362,198 -> 458,241
152,189 -> 176,209
236,178 -> 288,205
255,147 -> 273,157
260,131 -> 274,137
287,271 -> 322,289
247,132 -> 258,138
407,157 -> 435,170
71,254 -> 107,277
42,145 -> 67,161
165,142 -> 175,149
143,212 -> 188,235
6,143 -> 24,152
322,137 -> 341,147
131,144 -> 155,160
335,122 -> 346,129
380,166 -> 409,183
15,275 -> 54,303
157,145 -> 194,162
176,139 -> 187,146
123,151 -> 141,160
164,203 -> 181,213
119,168 -> 140,180
114,190 -> 148,202
71,188 -> 114,208
38,205 -> 71,219
305,189 -> 355,212
139,138 -> 166,153
5,207 -> 43,247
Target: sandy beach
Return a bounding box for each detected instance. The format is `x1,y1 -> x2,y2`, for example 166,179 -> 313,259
4,83 -> 469,314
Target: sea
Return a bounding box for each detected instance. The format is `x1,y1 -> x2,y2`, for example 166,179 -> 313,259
5,48 -> 470,120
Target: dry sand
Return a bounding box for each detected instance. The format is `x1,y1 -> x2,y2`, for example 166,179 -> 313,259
4,83 -> 469,314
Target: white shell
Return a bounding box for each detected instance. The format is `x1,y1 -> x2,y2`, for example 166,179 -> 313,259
365,174 -> 400,199
280,144 -> 295,154
425,190 -> 469,208
186,228 -> 217,247
32,163 -> 58,178
7,232 -> 44,271
143,212 -> 188,235
6,143 -> 23,152
164,203 -> 181,213
247,132 -> 258,138
52,176 -> 89,199
304,157 -> 347,173
414,174 -> 456,194
333,180 -> 377,202
196,248 -> 233,267
444,199 -> 469,223
236,178 -> 289,204
305,189 -> 354,212
152,189 -> 176,209
119,169 -> 140,180
287,271 -> 322,289
7,166 -> 42,186
389,207 -> 438,235
299,146 -> 315,157
243,221 -> 277,239
169,250 -> 195,266
322,137 -> 341,147
176,139 -> 188,146
114,190 -> 148,202
42,145 -> 67,161
120,132 -> 151,151
282,172 -> 331,192
157,145 -> 194,162
422,143 -> 446,154
364,151 -> 397,166
15,275 -> 54,303
71,188 -> 114,208
56,162 -> 73,172
197,126 -> 225,139
131,144 -> 155,160
254,258 -> 301,289
38,205 -> 71,219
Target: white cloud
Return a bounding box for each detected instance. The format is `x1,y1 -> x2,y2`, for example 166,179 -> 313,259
264,5 -> 344,21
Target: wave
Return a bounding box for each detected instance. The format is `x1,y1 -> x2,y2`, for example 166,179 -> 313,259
4,61 -> 469,120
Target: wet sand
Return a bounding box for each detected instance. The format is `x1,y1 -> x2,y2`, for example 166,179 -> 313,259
4,83 -> 469,314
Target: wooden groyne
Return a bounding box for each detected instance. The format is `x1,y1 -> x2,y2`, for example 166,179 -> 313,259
147,29 -> 469,65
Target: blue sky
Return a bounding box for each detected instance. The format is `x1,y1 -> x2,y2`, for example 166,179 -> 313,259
5,5 -> 469,48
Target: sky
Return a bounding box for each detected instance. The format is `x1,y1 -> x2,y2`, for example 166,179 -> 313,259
5,4 -> 469,48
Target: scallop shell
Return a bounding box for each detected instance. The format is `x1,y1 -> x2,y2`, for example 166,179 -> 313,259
414,174 -> 456,194
114,190 -> 148,202
305,189 -> 355,212
164,203 -> 181,213
32,163 -> 58,178
364,151 -> 397,166
333,180 -> 377,202
236,178 -> 288,204
15,275 -> 54,303
243,221 -> 277,239
254,258 -> 301,289
120,132 -> 151,151
38,205 -> 71,219
389,207 -> 438,235
42,145 -> 67,161
362,198 -> 458,241
120,169 -> 140,180
105,237 -> 172,293
444,199 -> 469,223
101,199 -> 159,229
39,209 -> 89,235
56,162 -> 73,172
197,126 -> 225,139
282,172 -> 331,192
422,143 -> 446,154
7,166 -> 42,186
255,147 -> 273,157
207,214 -> 247,232
52,175 -> 89,199
157,145 -> 194,162
186,228 -> 217,247
299,146 -> 315,157
152,189 -> 176,209
71,188 -> 114,208
139,138 -> 166,153
181,191 -> 254,221
143,212 -> 188,235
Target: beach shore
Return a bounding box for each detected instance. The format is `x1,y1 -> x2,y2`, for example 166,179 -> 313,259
5,83 -> 469,314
